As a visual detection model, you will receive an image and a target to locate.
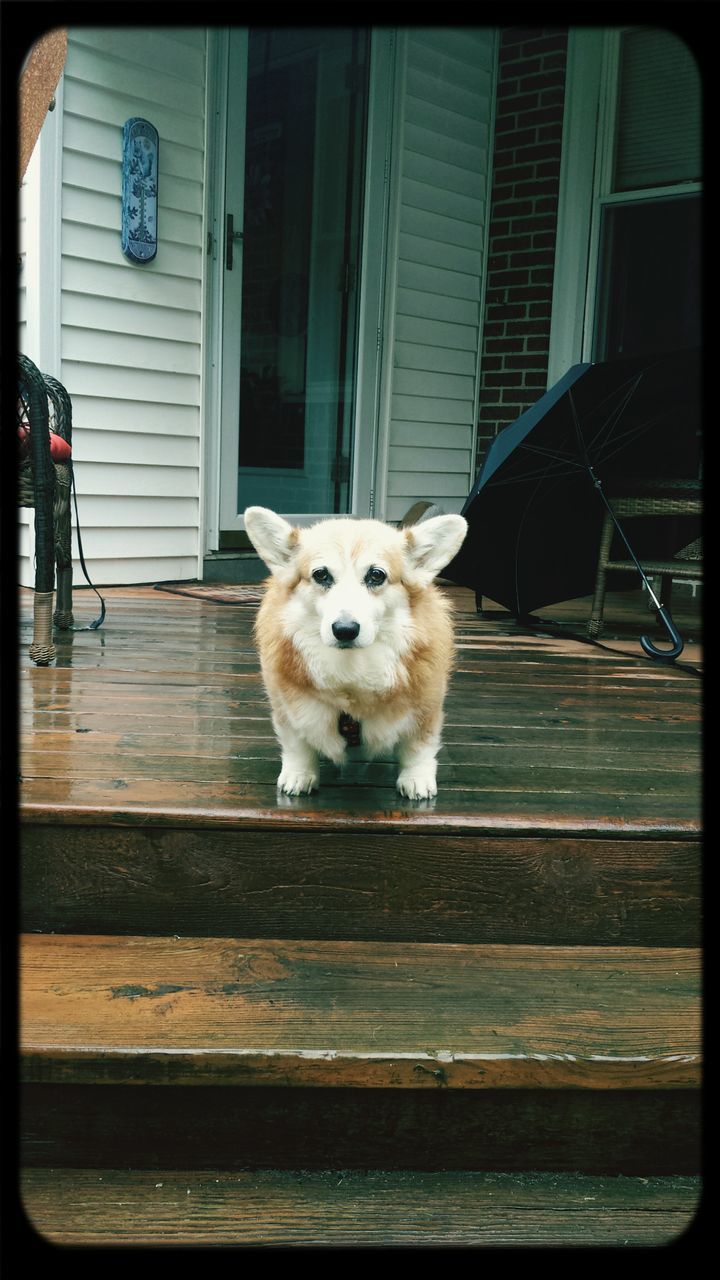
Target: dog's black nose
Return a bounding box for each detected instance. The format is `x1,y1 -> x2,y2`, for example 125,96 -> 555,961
332,619 -> 360,644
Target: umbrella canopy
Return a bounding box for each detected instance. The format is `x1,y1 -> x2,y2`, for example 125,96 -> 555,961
444,348 -> 701,620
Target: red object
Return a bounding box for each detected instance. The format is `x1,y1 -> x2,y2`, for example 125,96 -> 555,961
17,420 -> 72,462
49,431 -> 72,462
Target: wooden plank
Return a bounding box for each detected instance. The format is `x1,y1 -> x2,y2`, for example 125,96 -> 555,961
20,1083 -> 701,1174
17,730 -> 700,768
19,776 -> 702,837
19,1168 -> 701,1247
21,618 -> 699,671
20,935 -> 701,1089
18,750 -> 700,798
19,586 -> 701,839
18,650 -> 700,687
18,712 -> 699,750
20,826 -> 701,946
17,693 -> 699,732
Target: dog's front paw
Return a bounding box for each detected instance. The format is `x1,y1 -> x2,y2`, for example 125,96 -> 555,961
396,767 -> 437,800
277,766 -> 319,796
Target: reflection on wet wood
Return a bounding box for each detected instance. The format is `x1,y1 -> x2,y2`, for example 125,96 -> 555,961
19,586 -> 702,838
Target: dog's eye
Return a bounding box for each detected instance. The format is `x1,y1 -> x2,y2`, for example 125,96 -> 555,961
365,566 -> 387,588
311,567 -> 333,587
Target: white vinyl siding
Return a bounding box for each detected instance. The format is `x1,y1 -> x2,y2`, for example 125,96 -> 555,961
24,26 -> 207,586
381,28 -> 497,521
19,24 -> 500,585
18,163 -> 30,354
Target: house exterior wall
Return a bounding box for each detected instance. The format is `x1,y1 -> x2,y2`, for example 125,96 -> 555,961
19,27 -> 207,587
475,27 -> 568,472
380,27 -> 497,522
19,25 -> 501,585
18,156 -> 33,571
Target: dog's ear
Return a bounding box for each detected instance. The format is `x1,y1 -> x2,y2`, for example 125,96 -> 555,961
244,507 -> 299,574
403,514 -> 468,585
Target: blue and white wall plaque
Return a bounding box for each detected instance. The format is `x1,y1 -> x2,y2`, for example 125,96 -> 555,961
121,118 -> 159,264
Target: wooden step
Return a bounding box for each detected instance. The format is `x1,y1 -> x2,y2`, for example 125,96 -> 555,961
21,824 -> 701,946
20,1168 -> 701,1247
22,1081 -> 700,1174
21,934 -> 701,1174
19,585 -> 702,850
21,934 -> 700,1090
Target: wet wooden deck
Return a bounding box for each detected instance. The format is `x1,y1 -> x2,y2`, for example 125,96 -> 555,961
19,582 -> 702,841
18,583 -> 703,1241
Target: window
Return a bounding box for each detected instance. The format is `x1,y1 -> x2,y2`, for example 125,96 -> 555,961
550,27 -> 702,378
591,27 -> 701,362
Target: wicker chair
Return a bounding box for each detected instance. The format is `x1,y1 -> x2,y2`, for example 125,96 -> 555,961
18,354 -> 74,664
44,373 -> 75,630
588,479 -> 702,639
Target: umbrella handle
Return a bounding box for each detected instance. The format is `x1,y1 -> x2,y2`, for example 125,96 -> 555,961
640,606 -> 684,662
590,475 -> 686,663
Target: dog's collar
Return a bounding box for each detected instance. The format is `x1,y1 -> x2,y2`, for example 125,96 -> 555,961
338,712 -> 361,747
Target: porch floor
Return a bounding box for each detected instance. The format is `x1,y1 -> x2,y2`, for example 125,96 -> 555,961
19,583 -> 702,1243
19,582 -> 702,841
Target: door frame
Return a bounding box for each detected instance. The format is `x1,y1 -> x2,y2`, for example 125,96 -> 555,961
201,27 -> 397,555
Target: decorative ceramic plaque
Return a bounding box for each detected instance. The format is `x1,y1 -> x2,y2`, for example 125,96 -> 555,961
121,118 -> 159,263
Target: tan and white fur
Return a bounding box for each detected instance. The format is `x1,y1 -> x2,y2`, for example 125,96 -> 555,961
244,506 -> 467,799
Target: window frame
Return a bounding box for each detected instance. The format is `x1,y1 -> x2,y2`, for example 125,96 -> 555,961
548,26 -> 702,384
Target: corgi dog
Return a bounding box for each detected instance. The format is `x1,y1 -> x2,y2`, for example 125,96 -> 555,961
243,506 -> 468,799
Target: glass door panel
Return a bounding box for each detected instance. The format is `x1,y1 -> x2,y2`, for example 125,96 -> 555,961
221,27 -> 368,525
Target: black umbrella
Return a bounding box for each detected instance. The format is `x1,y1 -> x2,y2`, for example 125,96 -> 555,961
443,348 -> 701,661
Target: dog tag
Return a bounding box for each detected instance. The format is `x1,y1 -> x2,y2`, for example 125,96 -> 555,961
338,713 -> 362,747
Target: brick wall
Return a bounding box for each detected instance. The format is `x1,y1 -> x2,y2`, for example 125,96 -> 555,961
476,28 -> 569,472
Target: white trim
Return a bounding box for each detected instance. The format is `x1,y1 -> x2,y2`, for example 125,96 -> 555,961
218,28 -> 249,534
24,74 -> 63,376
201,29 -> 230,557
372,28 -> 406,523
581,29 -> 623,364
470,28 -> 500,478
598,183 -> 703,206
547,29 -> 603,385
350,28 -> 397,518
19,74 -> 64,587
595,28 -> 622,198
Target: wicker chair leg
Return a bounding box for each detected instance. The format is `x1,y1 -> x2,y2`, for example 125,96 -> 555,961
54,566 -> 74,629
588,510 -> 614,639
53,473 -> 74,628
29,591 -> 56,665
